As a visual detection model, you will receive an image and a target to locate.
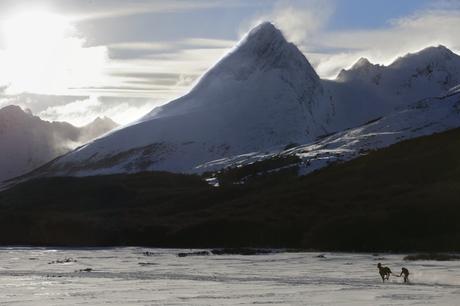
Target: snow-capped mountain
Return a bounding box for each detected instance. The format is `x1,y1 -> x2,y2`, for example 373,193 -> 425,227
33,22 -> 335,177
327,45 -> 460,130
11,23 -> 460,180
338,45 -> 460,92
0,106 -> 118,182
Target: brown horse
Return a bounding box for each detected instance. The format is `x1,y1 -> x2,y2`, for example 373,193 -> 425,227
377,263 -> 392,282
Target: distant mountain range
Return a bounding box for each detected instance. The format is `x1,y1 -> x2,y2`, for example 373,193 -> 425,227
21,22 -> 460,180
0,21 -> 459,186
0,105 -> 118,181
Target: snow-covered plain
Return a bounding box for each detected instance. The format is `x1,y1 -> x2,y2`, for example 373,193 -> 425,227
0,248 -> 459,305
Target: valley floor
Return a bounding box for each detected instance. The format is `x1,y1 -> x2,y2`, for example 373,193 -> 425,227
0,248 -> 459,305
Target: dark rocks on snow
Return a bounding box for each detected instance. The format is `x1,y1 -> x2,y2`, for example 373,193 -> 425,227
48,258 -> 77,264
177,248 -> 275,257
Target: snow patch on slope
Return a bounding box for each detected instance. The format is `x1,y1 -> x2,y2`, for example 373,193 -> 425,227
198,91 -> 460,176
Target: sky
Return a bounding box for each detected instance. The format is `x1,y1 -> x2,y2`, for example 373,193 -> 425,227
0,0 -> 459,126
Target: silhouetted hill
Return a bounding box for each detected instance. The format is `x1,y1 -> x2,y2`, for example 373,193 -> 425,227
0,105 -> 118,181
1,127 -> 460,251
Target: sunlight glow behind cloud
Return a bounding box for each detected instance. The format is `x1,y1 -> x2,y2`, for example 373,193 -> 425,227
0,9 -> 107,95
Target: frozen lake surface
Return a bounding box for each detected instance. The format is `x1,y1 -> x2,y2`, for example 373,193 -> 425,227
0,247 -> 459,305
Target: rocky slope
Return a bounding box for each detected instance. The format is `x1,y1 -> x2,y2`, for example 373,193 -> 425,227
0,105 -> 118,182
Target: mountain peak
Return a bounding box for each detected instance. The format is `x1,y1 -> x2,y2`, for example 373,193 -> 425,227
0,105 -> 32,121
145,21 -> 322,121
352,57 -> 373,69
0,105 -> 24,114
250,21 -> 277,32
336,57 -> 381,81
242,21 -> 283,45
188,21 -> 319,91
233,21 -> 292,62
390,45 -> 459,68
84,116 -> 118,129
413,45 -> 454,57
90,116 -> 117,124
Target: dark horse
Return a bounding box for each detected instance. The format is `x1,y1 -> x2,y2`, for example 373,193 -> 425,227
377,263 -> 392,282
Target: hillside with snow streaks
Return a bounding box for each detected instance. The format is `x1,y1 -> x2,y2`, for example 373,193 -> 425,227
293,90 -> 460,174
11,22 -> 460,179
199,90 -> 460,175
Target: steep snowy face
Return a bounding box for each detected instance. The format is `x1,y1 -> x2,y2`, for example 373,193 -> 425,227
146,22 -> 324,120
36,22 -> 333,177
388,46 -> 460,97
196,21 -> 320,88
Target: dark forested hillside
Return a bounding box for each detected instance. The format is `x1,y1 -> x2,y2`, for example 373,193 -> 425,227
1,127 -> 460,251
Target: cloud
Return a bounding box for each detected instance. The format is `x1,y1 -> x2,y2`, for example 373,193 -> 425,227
426,0 -> 460,10
0,92 -> 157,127
312,9 -> 460,78
110,72 -> 200,87
37,95 -> 156,126
0,93 -> 89,114
107,38 -> 234,60
0,1 -> 242,122
0,0 -> 259,22
181,38 -> 236,49
0,12 -> 108,95
35,96 -> 100,126
241,0 -> 334,48
324,10 -> 460,55
307,52 -> 366,80
108,41 -> 177,52
100,42 -> 232,100
68,0 -> 260,21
